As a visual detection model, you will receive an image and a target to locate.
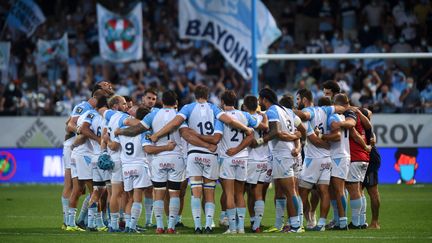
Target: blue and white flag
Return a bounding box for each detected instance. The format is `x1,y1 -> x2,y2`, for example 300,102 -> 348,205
0,42 -> 11,71
6,0 -> 46,37
97,3 -> 143,63
179,0 -> 281,79
36,33 -> 69,62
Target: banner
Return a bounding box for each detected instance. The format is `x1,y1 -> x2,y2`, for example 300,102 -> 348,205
179,0 -> 281,79
1,147 -> 431,183
0,117 -> 66,148
0,148 -> 64,183
0,42 -> 11,71
36,33 -> 69,62
97,3 -> 143,62
6,0 -> 46,37
371,114 -> 432,147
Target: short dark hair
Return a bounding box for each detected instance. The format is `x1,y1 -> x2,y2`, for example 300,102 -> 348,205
96,96 -> 108,109
162,90 -> 178,106
296,88 -> 313,102
136,106 -> 151,120
259,88 -> 278,104
334,93 -> 349,106
123,96 -> 132,103
318,96 -> 332,106
243,95 -> 258,111
323,80 -> 341,94
194,85 -> 209,100
279,94 -> 294,109
221,90 -> 237,107
92,89 -> 107,100
144,88 -> 158,96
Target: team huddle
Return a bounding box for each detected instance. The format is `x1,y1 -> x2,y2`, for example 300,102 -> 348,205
60,80 -> 380,234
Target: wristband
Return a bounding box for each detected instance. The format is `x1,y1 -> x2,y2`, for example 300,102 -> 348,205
256,138 -> 264,145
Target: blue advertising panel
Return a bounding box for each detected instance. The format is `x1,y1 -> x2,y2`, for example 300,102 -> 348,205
0,148 -> 430,184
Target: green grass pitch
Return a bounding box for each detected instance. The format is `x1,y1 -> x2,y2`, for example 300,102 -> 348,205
0,184 -> 431,242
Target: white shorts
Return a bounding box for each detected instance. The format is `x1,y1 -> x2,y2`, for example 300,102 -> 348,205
151,155 -> 186,183
219,157 -> 247,181
331,157 -> 350,180
293,155 -> 303,179
346,161 -> 369,183
63,145 -> 72,169
122,164 -> 152,192
111,160 -> 123,183
92,157 -> 111,182
70,152 -> 78,179
247,160 -> 269,184
186,152 -> 219,180
74,153 -> 93,181
271,156 -> 295,179
300,157 -> 331,185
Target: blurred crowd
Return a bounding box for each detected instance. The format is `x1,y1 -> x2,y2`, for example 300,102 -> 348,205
0,0 -> 431,116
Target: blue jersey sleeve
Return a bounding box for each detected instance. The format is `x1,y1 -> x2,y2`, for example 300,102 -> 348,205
210,103 -> 224,119
327,114 -> 341,130
243,111 -> 259,128
323,106 -> 336,117
266,106 -> 279,122
104,109 -> 116,122
214,119 -> 224,134
178,103 -> 196,120
302,107 -> 315,121
84,111 -> 96,123
141,108 -> 159,129
118,113 -> 130,128
141,131 -> 152,146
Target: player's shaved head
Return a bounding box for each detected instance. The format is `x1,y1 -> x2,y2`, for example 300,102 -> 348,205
334,93 -> 349,106
318,96 -> 332,106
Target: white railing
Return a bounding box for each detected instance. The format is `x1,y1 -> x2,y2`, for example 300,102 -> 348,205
257,52 -> 432,60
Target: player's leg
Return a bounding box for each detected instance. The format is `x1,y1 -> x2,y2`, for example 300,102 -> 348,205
109,181 -> 123,231
187,153 -> 206,232
219,180 -> 229,227
167,181 -> 181,233
331,177 -> 348,229
203,178 -> 216,232
234,180 -> 246,233
175,179 -> 188,227
366,184 -> 380,229
279,177 -> 302,232
251,183 -> 264,232
246,183 -> 255,227
143,187 -> 154,227
316,183 -> 330,230
221,179 -> 236,233
129,187 -> 144,232
61,146 -> 73,228
309,189 -> 319,228
346,182 -> 361,227
66,178 -> 85,230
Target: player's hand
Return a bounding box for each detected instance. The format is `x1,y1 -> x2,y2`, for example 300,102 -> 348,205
364,145 -> 372,153
114,128 -> 121,136
370,137 -> 376,147
102,133 -> 110,143
249,139 -> 258,148
207,143 -> 218,153
226,148 -> 238,156
150,134 -> 159,143
291,148 -> 300,157
76,125 -> 82,134
244,127 -> 254,136
166,141 -> 176,150
314,128 -> 320,136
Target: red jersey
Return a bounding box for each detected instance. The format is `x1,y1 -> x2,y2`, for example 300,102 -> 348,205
346,111 -> 370,162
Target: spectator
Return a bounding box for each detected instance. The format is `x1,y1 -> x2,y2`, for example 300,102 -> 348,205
376,84 -> 397,113
420,79 -> 432,113
399,77 -> 421,113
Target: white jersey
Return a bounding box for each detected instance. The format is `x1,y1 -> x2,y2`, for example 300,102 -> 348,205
104,109 -> 130,161
141,108 -> 183,157
266,105 -> 302,158
119,131 -> 149,166
64,101 -> 93,146
248,113 -> 270,161
218,109 -> 258,159
178,101 -> 224,153
303,106 -> 335,158
328,113 -> 350,158
73,110 -> 102,156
